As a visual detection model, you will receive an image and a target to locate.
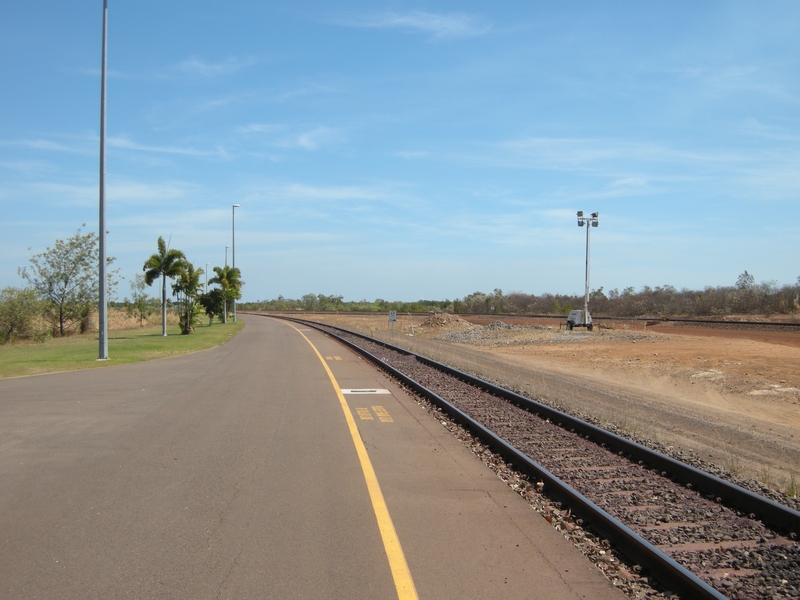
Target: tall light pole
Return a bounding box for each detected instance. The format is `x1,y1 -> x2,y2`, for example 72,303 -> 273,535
205,262 -> 208,294
577,211 -> 599,321
232,203 -> 240,323
98,0 -> 109,361
223,245 -> 230,324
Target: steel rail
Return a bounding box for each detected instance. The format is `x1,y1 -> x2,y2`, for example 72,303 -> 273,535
278,316 -> 728,600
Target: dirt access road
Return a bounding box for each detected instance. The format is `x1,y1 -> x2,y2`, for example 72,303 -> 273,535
286,312 -> 800,500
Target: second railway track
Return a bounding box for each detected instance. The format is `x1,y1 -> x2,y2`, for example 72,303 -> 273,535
283,317 -> 800,600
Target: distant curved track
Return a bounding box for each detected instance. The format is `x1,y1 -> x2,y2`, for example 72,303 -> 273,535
257,310 -> 800,330
270,316 -> 800,600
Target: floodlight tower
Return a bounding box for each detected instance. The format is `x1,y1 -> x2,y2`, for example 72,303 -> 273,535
577,211 -> 599,319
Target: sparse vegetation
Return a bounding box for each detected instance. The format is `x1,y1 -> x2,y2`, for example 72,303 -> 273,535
759,466 -> 772,487
724,454 -> 742,475
242,293 -> 448,314
240,271 -> 800,318
18,226 -> 119,336
124,274 -> 159,326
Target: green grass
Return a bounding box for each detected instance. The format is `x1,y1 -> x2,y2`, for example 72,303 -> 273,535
0,321 -> 244,379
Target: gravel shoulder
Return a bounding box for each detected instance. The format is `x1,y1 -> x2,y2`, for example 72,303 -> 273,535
297,313 -> 800,498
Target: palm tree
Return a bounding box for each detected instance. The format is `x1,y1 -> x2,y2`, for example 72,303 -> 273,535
208,265 -> 243,324
172,261 -> 204,334
143,236 -> 186,336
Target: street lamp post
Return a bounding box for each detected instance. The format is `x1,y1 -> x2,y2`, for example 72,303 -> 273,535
205,262 -> 208,294
232,203 -> 240,323
224,245 -> 229,324
97,0 -> 109,361
576,211 -> 599,325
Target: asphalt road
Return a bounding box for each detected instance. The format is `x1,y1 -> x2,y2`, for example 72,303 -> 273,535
0,315 -> 623,599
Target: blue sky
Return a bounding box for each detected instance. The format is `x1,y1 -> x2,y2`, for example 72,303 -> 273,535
2,2 -> 799,302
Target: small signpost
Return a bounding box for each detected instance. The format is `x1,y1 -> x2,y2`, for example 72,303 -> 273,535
389,310 -> 397,338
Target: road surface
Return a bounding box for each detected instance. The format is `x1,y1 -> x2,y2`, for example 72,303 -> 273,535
0,315 -> 623,599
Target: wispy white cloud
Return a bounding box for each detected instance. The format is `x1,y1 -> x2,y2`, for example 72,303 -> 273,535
252,231 -> 341,244
270,182 -> 390,202
0,160 -> 59,175
107,180 -> 198,205
174,56 -> 256,77
236,123 -> 285,134
240,125 -> 343,151
342,11 -> 490,39
75,56 -> 255,81
493,137 -> 658,169
194,95 -> 240,113
271,83 -> 341,103
478,136 -> 800,202
13,178 -> 202,209
75,67 -> 143,80
395,150 -> 431,159
735,156 -> 800,200
670,63 -> 795,100
26,182 -> 96,207
475,137 -> 753,175
0,138 -> 89,154
108,136 -> 229,159
739,118 -> 800,142
276,127 -> 343,151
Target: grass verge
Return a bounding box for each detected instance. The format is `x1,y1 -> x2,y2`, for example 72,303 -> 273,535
0,321 -> 244,379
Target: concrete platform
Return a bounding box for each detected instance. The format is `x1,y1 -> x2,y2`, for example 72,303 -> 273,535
0,315 -> 625,599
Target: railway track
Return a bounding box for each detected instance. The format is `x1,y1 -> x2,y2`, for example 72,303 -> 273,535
283,317 -> 800,600
259,310 -> 800,330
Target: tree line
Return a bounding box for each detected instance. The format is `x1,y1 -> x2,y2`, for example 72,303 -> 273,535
242,271 -> 800,319
1,227 -> 244,344
239,294 -> 450,314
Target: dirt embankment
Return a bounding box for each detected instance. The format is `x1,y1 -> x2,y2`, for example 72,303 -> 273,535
291,312 -> 800,496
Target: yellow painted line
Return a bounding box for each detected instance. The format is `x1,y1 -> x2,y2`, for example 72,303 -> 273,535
334,355 -> 342,361
325,356 -> 334,360
285,323 -> 418,600
372,406 -> 394,423
356,407 -> 374,421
